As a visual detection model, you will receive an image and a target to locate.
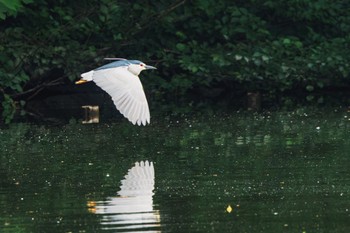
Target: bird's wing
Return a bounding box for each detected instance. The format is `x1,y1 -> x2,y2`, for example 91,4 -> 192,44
92,67 -> 150,125
96,60 -> 131,70
118,161 -> 155,197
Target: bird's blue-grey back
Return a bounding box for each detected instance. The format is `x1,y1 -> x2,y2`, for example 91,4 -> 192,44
95,60 -> 142,71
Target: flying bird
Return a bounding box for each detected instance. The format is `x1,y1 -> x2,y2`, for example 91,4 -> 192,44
76,58 -> 156,126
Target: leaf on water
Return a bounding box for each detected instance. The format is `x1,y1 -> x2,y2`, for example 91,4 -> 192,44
226,205 -> 233,213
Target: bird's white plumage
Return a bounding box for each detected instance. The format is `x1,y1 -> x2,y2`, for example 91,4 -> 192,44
84,67 -> 150,125
118,161 -> 155,197
81,70 -> 94,81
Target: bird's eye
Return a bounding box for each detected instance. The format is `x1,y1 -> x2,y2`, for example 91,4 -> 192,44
140,64 -> 144,67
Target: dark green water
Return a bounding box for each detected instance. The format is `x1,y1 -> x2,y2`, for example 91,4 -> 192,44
1,108 -> 350,232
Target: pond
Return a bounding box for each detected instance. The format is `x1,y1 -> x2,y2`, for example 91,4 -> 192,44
1,107 -> 350,232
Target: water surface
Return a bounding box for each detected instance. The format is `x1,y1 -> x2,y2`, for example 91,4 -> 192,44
1,108 -> 350,232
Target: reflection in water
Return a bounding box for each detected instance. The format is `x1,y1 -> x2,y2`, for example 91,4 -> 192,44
82,105 -> 99,124
88,161 -> 161,232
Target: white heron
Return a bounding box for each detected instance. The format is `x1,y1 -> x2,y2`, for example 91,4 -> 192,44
76,58 -> 156,126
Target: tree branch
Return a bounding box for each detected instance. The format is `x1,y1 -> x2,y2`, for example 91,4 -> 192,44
10,76 -> 66,100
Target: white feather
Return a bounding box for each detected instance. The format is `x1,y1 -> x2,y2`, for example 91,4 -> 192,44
90,67 -> 150,125
118,160 -> 154,197
81,70 -> 94,81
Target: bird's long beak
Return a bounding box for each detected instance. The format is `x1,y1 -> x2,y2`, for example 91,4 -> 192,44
145,65 -> 157,70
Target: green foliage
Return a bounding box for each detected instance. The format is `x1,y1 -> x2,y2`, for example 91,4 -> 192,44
1,0 -> 350,122
142,0 -> 350,99
0,0 -> 32,19
1,94 -> 15,124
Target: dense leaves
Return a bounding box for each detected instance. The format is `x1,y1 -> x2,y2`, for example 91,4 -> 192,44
1,0 -> 350,121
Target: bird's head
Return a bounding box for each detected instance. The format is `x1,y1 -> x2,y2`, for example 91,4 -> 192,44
128,60 -> 157,76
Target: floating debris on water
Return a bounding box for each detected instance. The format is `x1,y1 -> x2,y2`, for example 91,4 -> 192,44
226,205 -> 233,213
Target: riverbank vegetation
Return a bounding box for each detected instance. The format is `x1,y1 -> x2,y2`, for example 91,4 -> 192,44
1,0 -> 350,122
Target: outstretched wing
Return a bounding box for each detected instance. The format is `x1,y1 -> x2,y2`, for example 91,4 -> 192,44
118,160 -> 155,197
92,67 -> 150,126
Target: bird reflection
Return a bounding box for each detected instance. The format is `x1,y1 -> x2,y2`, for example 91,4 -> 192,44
82,105 -> 99,124
88,161 -> 161,232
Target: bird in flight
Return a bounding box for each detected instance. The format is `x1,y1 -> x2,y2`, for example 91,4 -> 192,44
76,58 -> 156,126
